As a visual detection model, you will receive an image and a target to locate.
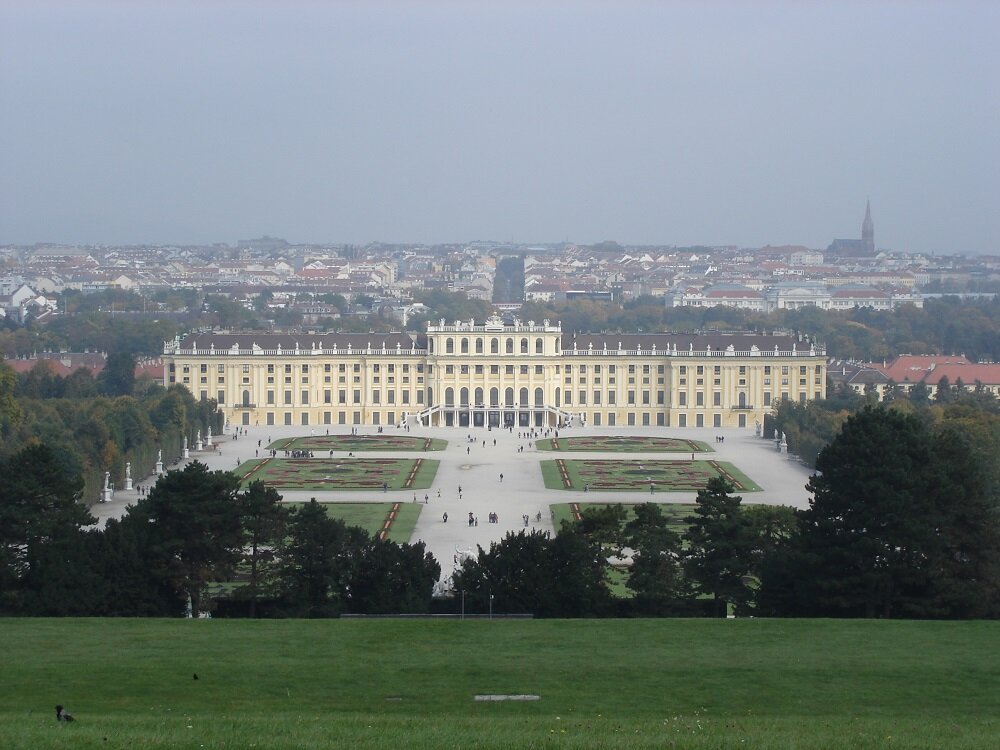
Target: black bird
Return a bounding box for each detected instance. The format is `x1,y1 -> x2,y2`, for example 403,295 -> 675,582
55,705 -> 74,722
193,673 -> 199,680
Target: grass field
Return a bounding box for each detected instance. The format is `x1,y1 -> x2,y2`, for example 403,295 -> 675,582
541,459 -> 761,492
551,502 -> 694,537
283,502 -> 422,544
234,458 -> 440,491
268,435 -> 447,452
536,436 -> 712,453
3,619 -> 998,749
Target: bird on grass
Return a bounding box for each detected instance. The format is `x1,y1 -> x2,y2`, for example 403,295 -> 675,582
55,705 -> 74,722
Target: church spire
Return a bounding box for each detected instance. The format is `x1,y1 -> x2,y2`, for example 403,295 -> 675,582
861,199 -> 874,254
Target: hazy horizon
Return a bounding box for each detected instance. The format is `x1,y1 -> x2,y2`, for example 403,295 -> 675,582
1,1 -> 997,254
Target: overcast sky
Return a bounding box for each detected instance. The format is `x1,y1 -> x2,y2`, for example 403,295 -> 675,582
1,1 -> 997,253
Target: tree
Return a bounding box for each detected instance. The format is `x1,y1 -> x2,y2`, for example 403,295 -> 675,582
576,504 -> 628,554
0,359 -> 23,438
453,528 -> 611,618
623,503 -> 687,615
909,381 -> 931,406
278,500 -> 368,617
921,424 -> 1000,617
99,352 -> 136,397
933,375 -> 955,404
792,406 -> 940,617
134,461 -> 242,615
205,295 -> 256,329
348,540 -> 440,614
682,478 -> 755,617
90,516 -> 184,616
236,481 -> 289,618
0,443 -> 93,612
62,368 -> 98,399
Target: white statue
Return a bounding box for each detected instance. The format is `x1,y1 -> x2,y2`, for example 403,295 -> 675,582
104,471 -> 110,489
157,449 -> 162,462
125,462 -> 131,480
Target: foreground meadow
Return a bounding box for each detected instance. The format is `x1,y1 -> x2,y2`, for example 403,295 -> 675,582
2,618 -> 997,749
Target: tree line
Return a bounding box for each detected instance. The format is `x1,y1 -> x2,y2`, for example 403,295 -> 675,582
4,289 -> 999,362
773,373 -> 1000,468
519,295 -> 1000,362
0,355 -> 221,503
0,457 -> 439,618
2,403 -> 997,619
457,404 -> 1000,619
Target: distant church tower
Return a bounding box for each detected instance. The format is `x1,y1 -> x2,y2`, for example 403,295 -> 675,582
861,199 -> 874,255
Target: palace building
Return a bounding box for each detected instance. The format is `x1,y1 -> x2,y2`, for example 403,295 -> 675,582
162,317 -> 826,429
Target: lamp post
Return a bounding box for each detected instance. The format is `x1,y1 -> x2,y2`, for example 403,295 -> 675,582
461,590 -> 465,620
489,593 -> 494,620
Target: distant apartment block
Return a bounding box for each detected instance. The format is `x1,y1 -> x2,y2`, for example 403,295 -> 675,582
668,282 -> 921,312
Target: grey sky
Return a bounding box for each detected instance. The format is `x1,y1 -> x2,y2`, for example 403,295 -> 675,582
1,1 -> 997,253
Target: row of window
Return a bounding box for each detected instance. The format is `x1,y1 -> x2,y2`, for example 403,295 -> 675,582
176,361 -> 822,377
181,362 -> 424,375
678,364 -> 822,376
433,337 -> 556,355
255,411 -> 402,427
245,410 -> 734,428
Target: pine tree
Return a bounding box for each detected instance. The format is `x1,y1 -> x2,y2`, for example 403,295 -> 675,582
237,481 -> 289,618
797,406 -> 939,617
134,461 -> 242,615
682,478 -> 755,617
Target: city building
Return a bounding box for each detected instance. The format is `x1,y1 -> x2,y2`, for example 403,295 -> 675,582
162,317 -> 827,430
827,200 -> 876,257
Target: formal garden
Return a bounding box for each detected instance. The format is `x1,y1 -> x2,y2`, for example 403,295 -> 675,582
267,434 -> 447,452
540,458 -> 760,492
536,435 -> 712,452
235,457 -> 440,491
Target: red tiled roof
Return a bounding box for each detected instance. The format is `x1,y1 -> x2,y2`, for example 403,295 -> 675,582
873,355 -> 1000,384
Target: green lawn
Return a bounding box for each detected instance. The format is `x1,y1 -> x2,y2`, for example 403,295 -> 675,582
3,619 -> 998,749
268,435 -> 447,452
541,458 -> 761,492
283,502 -> 421,544
536,436 -> 712,453
234,458 -> 440,491
550,502 -> 693,537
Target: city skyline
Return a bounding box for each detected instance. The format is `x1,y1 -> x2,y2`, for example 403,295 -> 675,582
1,1 -> 997,254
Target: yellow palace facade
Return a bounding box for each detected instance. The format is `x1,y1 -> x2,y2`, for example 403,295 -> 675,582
162,317 -> 826,429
